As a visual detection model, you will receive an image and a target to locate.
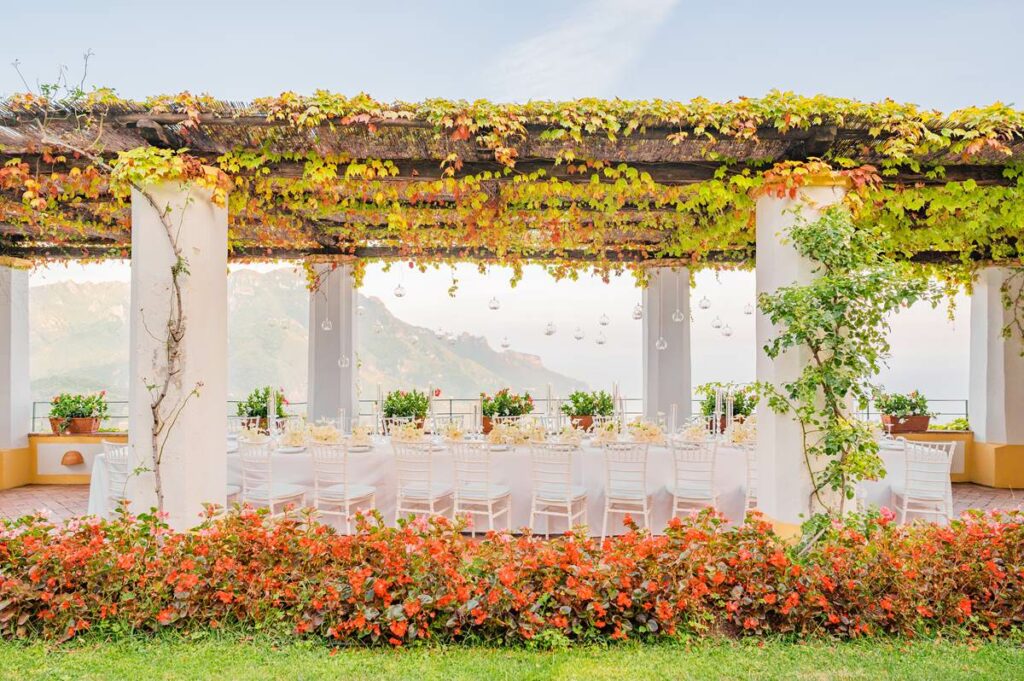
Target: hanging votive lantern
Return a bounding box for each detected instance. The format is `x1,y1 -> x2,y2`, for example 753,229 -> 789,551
544,322 -> 557,336
488,297 -> 500,310
655,336 -> 668,351
573,327 -> 585,341
320,318 -> 333,332
721,325 -> 734,337
711,316 -> 723,329
500,336 -> 510,349
393,284 -> 406,298
743,303 -> 754,315
671,308 -> 685,323
632,304 -> 643,320
595,332 -> 607,346
599,313 -> 610,326
698,296 -> 711,310
337,355 -> 350,368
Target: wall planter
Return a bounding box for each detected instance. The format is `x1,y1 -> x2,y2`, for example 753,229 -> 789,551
570,415 -> 594,431
66,417 -> 100,435
881,414 -> 931,434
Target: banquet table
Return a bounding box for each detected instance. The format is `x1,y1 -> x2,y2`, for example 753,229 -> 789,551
87,437 -> 916,534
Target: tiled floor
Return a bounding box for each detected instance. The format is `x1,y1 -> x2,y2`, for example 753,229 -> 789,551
0,482 -> 1020,523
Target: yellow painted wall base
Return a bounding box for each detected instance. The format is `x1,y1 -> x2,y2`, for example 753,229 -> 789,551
0,448 -> 33,489
903,431 -> 974,483
969,442 -> 1024,488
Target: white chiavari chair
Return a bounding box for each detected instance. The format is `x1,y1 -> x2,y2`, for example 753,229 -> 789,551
381,416 -> 413,436
429,413 -> 465,434
102,440 -> 132,517
393,441 -> 452,522
601,442 -> 650,539
529,442 -> 586,536
310,442 -> 375,532
892,440 -> 956,524
227,416 -> 245,439
533,414 -> 562,436
743,444 -> 758,513
239,440 -> 305,514
667,438 -> 718,517
451,441 -> 511,534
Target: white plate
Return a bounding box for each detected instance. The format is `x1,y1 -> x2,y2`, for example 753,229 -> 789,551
349,443 -> 374,453
276,445 -> 307,454
487,444 -> 511,452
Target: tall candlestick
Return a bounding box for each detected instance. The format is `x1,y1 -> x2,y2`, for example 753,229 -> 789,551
266,386 -> 274,435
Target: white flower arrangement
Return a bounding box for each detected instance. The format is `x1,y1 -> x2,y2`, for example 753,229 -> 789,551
592,420 -> 621,444
309,423 -> 342,444
729,419 -> 757,445
349,424 -> 374,446
556,425 -> 585,446
486,423 -> 528,445
627,418 -> 664,444
679,418 -> 710,443
441,421 -> 465,442
239,426 -> 269,444
391,421 -> 426,443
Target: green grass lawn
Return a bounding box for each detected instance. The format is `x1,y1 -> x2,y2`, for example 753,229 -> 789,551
2,636 -> 1023,681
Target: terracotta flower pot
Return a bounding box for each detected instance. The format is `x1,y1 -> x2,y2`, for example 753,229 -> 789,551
482,417 -> 493,434
705,414 -> 746,434
881,414 -> 930,434
49,417 -> 66,434
570,415 -> 594,431
67,417 -> 100,435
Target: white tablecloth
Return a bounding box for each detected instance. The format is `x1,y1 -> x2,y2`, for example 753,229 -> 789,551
87,439 -> 913,534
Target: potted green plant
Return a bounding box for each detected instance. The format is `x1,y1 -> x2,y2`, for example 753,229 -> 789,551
48,391 -> 109,435
382,389 -> 430,427
236,386 -> 288,430
928,417 -> 970,432
696,382 -> 756,433
480,389 -> 534,434
875,389 -> 932,433
560,390 -> 614,431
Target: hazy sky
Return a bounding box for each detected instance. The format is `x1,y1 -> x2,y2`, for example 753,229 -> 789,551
11,0 -> 1012,410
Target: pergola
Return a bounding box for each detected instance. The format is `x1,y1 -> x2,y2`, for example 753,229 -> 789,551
0,91 -> 1021,529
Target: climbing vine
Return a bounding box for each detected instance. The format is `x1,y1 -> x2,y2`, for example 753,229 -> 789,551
757,206 -> 941,517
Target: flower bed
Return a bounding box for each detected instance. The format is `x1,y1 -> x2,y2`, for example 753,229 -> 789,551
1,508 -> 1021,644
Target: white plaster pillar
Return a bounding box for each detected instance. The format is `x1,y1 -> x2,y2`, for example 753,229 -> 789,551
128,182 -> 228,530
755,180 -> 847,527
969,267 -> 1024,445
307,262 -> 358,424
643,267 -> 692,424
0,261 -> 31,450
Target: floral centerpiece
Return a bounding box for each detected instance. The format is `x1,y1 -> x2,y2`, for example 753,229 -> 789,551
627,418 -> 664,444
556,425 -> 585,446
238,426 -> 270,444
486,422 -> 529,446
677,418 -> 710,443
480,389 -> 533,434
592,420 -> 621,445
441,420 -> 465,442
349,423 -> 374,446
279,425 -> 308,448
560,390 -> 614,431
391,421 -> 426,443
696,382 -> 756,433
236,386 -> 288,430
48,391 -> 109,434
309,423 -> 342,445
729,418 -> 757,446
383,389 -> 430,423
874,389 -> 932,433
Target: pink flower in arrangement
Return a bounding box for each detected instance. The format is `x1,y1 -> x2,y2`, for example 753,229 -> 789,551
879,507 -> 896,525
433,388 -> 442,398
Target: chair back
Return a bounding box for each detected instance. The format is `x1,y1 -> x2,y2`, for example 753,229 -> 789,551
103,441 -> 132,508
452,441 -> 493,498
429,413 -> 465,433
393,441 -> 436,496
530,442 -> 576,503
493,415 -> 526,427
904,440 -> 955,499
669,438 -> 717,495
381,416 -> 414,435
310,442 -> 351,497
238,440 -> 273,496
227,416 -> 246,437
744,444 -> 757,501
603,442 -> 648,500
533,414 -> 562,436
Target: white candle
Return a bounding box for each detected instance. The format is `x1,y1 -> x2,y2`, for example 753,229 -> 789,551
266,386 -> 274,435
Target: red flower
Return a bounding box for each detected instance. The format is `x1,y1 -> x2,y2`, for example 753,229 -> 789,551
433,388 -> 442,398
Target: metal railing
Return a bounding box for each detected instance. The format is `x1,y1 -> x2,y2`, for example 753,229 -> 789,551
32,396 -> 971,432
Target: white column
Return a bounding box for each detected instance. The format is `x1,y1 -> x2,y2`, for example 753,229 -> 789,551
755,180 -> 847,527
969,267 -> 1024,445
307,262 -> 357,424
128,182 -> 228,530
0,261 -> 30,450
643,267 -> 691,424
